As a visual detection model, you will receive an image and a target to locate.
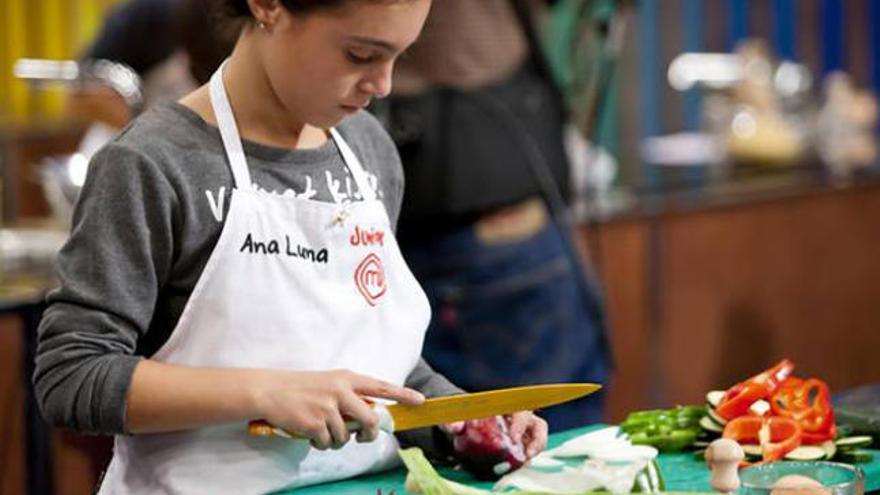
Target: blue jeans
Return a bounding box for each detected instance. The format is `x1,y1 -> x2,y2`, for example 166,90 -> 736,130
400,216 -> 610,432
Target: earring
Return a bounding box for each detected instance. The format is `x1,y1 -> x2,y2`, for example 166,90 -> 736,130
258,21 -> 267,29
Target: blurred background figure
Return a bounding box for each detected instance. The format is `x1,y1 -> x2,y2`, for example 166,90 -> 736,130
377,0 -> 613,432
66,0 -> 236,128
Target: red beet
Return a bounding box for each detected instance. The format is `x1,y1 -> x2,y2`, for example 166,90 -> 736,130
452,416 -> 527,480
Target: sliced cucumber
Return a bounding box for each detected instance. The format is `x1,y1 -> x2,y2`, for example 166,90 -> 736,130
700,416 -> 724,433
707,407 -> 728,426
835,436 -> 874,449
706,390 -> 726,409
835,423 -> 855,439
821,440 -> 837,460
835,450 -> 875,463
741,444 -> 762,458
785,446 -> 827,461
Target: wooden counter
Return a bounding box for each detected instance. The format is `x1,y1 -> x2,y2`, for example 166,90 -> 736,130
587,173 -> 880,421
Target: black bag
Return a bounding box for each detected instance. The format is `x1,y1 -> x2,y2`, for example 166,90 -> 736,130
387,0 -> 571,225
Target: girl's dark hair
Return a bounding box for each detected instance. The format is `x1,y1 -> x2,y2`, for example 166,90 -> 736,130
178,0 -> 239,84
225,0 -> 350,17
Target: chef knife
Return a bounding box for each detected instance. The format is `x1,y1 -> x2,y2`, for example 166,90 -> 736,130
248,383 -> 601,439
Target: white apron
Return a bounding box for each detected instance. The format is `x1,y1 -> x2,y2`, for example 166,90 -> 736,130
98,64 -> 431,494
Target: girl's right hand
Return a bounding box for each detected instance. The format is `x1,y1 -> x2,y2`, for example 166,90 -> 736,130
253,369 -> 424,450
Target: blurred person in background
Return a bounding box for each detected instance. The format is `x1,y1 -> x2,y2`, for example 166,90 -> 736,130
65,0 -> 237,128
380,0 -> 611,432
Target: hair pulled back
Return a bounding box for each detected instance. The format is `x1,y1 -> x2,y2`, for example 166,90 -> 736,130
223,0 -> 351,17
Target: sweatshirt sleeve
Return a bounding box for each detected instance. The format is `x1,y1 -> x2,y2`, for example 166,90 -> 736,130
33,142 -> 178,434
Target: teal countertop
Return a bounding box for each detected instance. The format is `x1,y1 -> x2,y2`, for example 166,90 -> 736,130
285,426 -> 879,494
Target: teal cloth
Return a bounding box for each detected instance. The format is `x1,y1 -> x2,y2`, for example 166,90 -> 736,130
282,426 -> 880,494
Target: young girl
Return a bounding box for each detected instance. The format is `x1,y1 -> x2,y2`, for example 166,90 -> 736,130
34,0 -> 547,492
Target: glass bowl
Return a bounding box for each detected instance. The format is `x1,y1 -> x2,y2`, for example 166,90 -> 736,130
739,461 -> 866,495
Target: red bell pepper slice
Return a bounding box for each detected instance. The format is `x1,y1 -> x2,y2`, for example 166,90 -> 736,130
770,377 -> 835,443
802,423 -> 837,445
722,416 -> 802,462
716,359 -> 796,421
776,377 -> 804,393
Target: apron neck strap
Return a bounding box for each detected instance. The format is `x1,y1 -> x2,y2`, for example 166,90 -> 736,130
329,128 -> 377,202
210,61 -> 377,202
209,61 -> 253,190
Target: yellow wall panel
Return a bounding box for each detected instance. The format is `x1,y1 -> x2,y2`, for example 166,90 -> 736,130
77,0 -> 104,53
0,0 -> 7,117
0,0 -> 121,122
37,0 -> 68,118
4,0 -> 32,121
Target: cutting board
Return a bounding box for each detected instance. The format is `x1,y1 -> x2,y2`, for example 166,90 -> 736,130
283,425 -> 880,494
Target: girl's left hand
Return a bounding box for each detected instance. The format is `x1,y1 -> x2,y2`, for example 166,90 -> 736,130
442,411 -> 548,458
507,411 -> 548,458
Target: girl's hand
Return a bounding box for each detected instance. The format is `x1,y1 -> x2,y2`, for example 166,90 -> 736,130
506,411 -> 548,458
442,411 -> 548,459
256,369 -> 424,450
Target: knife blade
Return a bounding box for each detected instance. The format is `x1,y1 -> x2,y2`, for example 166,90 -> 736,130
248,383 -> 601,439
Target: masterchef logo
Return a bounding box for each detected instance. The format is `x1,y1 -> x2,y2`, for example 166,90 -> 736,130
354,253 -> 387,306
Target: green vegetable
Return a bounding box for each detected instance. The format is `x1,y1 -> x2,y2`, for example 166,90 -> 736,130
398,448 -> 680,495
621,406 -> 707,452
741,444 -> 762,459
629,430 -> 698,452
835,407 -> 880,445
784,446 -> 827,461
706,391 -> 725,409
399,447 -> 461,495
834,450 -> 875,464
632,460 -> 666,493
706,408 -> 728,427
699,416 -> 723,434
835,436 -> 874,450
821,440 -> 837,460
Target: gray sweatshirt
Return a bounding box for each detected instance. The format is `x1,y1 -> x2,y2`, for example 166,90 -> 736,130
33,102 -> 461,457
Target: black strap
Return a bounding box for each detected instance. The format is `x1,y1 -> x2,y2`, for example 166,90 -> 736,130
506,0 -> 612,362
508,0 -> 567,110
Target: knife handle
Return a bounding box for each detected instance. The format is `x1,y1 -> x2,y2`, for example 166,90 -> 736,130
248,404 -> 393,440
247,419 -> 361,439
